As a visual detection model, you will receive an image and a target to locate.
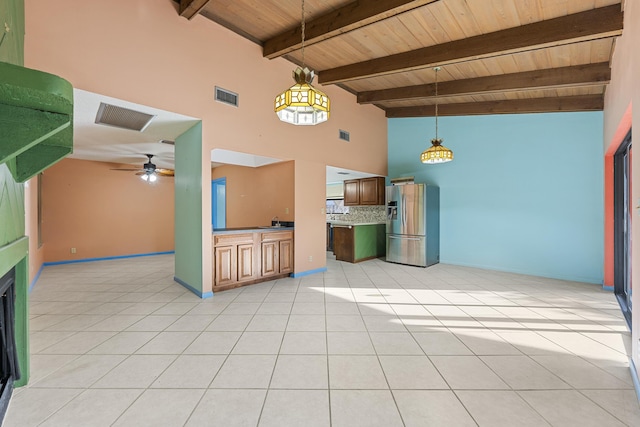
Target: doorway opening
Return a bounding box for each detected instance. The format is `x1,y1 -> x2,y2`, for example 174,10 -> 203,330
614,130 -> 632,328
212,178 -> 226,229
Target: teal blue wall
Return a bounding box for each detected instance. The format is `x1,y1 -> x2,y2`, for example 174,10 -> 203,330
388,112 -> 604,284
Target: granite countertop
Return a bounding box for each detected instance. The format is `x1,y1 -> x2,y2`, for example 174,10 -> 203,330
327,220 -> 386,226
212,226 -> 294,235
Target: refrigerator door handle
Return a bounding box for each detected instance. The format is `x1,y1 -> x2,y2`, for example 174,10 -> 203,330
402,194 -> 406,226
389,235 -> 421,241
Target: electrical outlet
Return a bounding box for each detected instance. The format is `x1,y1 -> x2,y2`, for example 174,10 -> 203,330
308,255 -> 313,262
70,247 -> 77,254
285,207 -> 289,214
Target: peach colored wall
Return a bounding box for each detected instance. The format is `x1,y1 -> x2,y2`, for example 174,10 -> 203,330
603,1 -> 639,382
24,0 -> 387,293
41,158 -> 174,262
23,0 -> 387,172
211,162 -> 295,228
24,176 -> 44,284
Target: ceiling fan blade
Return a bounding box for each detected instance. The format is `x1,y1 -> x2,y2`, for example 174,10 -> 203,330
111,168 -> 143,172
156,169 -> 174,176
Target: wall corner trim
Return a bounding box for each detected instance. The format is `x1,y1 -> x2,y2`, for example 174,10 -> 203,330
291,267 -> 328,278
28,264 -> 45,294
630,359 -> 640,403
174,276 -> 212,299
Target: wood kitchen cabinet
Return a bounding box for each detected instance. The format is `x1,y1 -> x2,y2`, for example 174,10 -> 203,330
360,177 -> 386,205
343,179 -> 360,206
332,224 -> 385,263
279,239 -> 293,274
212,229 -> 294,291
343,177 -> 385,206
213,233 -> 256,287
261,230 -> 293,278
332,226 -> 355,263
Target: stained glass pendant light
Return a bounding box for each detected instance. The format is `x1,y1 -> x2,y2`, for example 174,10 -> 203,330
421,67 -> 453,163
274,0 -> 330,125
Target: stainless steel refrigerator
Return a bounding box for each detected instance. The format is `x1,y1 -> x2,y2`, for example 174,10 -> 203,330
386,183 -> 439,267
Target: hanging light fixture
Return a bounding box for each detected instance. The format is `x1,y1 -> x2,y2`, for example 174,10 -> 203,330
421,67 -> 453,164
274,0 -> 330,125
141,171 -> 157,183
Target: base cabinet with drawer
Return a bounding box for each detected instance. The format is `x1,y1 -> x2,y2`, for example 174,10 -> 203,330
213,233 -> 257,288
261,231 -> 294,278
213,230 -> 293,291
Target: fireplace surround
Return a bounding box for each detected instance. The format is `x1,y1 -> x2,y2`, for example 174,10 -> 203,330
0,267 -> 20,421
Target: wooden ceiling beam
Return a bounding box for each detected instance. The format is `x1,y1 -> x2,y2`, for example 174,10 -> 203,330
358,62 -> 611,104
384,95 -> 604,118
179,0 -> 211,20
319,5 -> 623,84
263,0 -> 440,59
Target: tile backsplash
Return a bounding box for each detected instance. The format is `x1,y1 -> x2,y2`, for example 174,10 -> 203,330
326,206 -> 386,223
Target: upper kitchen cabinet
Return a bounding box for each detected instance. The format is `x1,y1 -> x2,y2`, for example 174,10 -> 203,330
343,179 -> 360,206
344,177 -> 385,206
360,177 -> 385,205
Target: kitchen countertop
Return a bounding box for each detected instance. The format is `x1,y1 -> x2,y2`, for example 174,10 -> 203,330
212,226 -> 294,235
327,220 -> 386,226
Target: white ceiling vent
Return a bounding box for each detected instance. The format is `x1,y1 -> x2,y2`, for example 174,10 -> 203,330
159,139 -> 175,146
95,102 -> 156,132
339,129 -> 350,142
215,87 -> 239,107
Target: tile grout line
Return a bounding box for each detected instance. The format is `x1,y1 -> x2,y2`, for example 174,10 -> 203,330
358,264 -> 410,427
250,276 -> 298,427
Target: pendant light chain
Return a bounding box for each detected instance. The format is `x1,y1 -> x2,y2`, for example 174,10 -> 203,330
420,65 -> 452,163
301,0 -> 306,68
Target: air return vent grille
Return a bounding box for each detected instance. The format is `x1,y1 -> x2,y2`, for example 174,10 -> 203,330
339,129 -> 350,142
215,87 -> 239,107
95,102 -> 155,131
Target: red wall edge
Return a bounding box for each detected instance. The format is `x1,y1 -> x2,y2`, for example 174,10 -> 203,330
604,103 -> 632,288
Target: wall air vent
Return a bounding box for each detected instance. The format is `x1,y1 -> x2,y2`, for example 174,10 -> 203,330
339,129 -> 350,142
95,102 -> 155,132
215,87 -> 239,107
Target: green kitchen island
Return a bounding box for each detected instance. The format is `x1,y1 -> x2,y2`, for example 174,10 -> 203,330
330,222 -> 385,263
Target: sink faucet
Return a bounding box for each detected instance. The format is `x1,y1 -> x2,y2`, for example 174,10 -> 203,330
272,216 -> 280,227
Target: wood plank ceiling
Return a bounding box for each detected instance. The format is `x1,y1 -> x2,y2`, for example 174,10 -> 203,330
177,0 -> 624,117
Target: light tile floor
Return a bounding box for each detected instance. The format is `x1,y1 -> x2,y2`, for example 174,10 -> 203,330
6,254 -> 640,426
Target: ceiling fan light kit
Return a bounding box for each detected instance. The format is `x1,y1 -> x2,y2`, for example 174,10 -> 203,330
111,153 -> 174,182
421,67 -> 453,164
140,172 -> 157,182
274,0 -> 330,126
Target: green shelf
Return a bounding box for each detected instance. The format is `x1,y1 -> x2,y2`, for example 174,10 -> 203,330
0,60 -> 73,182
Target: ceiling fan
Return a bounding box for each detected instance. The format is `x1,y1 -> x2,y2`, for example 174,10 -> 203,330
111,154 -> 174,182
